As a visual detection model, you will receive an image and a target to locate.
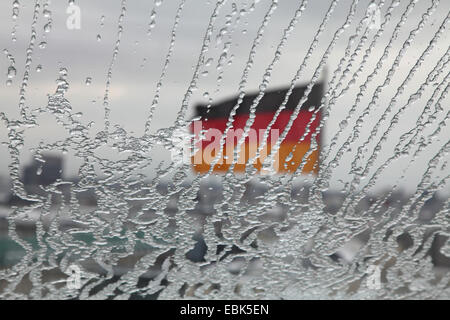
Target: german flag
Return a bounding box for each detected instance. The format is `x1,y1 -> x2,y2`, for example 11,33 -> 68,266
190,83 -> 323,174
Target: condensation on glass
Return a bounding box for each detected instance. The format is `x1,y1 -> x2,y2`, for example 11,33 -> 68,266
0,0 -> 449,299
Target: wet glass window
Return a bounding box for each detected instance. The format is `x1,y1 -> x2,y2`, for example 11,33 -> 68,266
0,0 -> 449,299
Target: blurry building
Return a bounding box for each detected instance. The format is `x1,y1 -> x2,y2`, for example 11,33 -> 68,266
22,155 -> 63,187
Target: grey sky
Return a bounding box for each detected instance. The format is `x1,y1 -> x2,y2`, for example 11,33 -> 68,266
0,0 -> 449,194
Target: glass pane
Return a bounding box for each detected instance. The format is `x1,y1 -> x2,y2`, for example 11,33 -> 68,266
0,0 -> 449,299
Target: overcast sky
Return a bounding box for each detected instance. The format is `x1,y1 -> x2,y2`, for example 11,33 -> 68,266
0,0 -> 448,194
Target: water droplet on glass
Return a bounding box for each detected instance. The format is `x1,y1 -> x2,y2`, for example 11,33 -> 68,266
12,0 -> 19,19
205,58 -> 213,67
339,120 -> 348,130
44,22 -> 52,33
43,9 -> 51,18
7,66 -> 16,79
59,68 -> 68,76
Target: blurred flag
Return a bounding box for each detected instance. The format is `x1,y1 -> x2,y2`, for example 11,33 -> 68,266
191,83 -> 323,175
